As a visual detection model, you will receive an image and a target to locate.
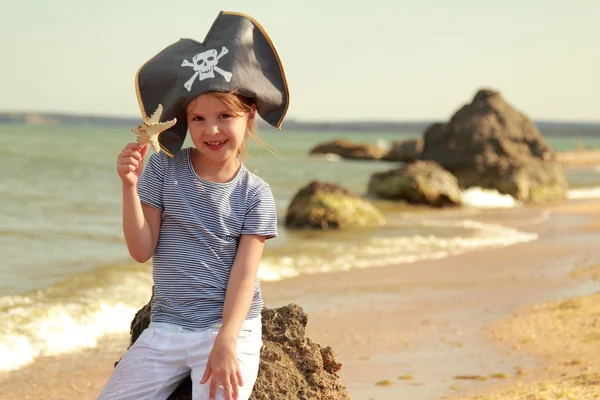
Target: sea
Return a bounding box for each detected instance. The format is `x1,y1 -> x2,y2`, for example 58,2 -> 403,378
2,123 -> 600,373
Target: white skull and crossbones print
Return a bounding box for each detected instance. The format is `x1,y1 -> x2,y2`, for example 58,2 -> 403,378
181,46 -> 233,91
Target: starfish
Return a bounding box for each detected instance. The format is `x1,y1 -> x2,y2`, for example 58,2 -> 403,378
131,104 -> 177,153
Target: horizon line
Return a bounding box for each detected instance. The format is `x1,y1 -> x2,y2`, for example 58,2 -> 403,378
1,109 -> 600,126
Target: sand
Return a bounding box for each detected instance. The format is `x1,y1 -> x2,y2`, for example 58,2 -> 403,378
455,292 -> 600,400
0,334 -> 129,400
1,199 -> 599,400
447,201 -> 600,400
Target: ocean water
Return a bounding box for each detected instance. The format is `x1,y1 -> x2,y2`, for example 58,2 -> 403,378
1,123 -> 600,372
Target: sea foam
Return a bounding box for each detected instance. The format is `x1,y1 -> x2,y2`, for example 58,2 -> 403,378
258,219 -> 538,282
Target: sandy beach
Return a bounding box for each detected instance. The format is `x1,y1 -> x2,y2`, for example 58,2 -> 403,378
1,199 -> 599,400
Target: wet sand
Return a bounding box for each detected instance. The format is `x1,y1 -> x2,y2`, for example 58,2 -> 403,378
454,291 -> 600,400
1,200 -> 599,400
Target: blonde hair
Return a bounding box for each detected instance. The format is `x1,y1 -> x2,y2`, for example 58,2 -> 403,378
189,91 -> 279,159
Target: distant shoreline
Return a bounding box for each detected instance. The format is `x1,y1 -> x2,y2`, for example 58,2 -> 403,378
1,112 -> 599,136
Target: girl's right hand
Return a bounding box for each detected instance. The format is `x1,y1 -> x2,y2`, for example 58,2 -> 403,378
117,143 -> 149,188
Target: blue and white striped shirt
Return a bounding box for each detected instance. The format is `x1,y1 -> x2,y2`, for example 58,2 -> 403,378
137,148 -> 278,330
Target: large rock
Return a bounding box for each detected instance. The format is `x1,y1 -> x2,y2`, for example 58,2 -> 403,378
309,139 -> 387,160
367,160 -> 462,207
382,139 -> 423,162
251,305 -> 353,400
419,89 -> 568,203
118,298 -> 353,400
285,181 -> 386,229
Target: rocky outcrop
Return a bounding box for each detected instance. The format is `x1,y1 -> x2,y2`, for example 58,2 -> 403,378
309,139 -> 387,160
367,160 -> 462,207
118,299 -> 353,400
419,89 -> 568,203
382,139 -> 423,162
251,305 -> 353,400
285,181 -> 386,229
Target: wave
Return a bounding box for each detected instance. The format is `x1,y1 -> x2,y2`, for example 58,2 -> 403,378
460,185 -> 600,207
461,187 -> 521,209
258,219 -> 538,281
308,153 -> 343,162
0,218 -> 539,373
0,266 -> 153,373
567,186 -> 600,200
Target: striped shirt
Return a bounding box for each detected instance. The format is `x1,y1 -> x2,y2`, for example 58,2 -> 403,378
137,148 -> 278,330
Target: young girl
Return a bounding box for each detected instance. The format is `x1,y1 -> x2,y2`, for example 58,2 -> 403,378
98,11 -> 289,400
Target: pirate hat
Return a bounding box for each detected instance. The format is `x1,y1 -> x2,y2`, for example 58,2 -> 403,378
134,11 -> 290,157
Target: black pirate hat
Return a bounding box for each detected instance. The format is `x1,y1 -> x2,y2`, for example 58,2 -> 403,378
134,11 -> 290,156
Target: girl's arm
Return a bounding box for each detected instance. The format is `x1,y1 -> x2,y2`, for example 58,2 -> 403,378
219,234 -> 266,339
200,234 -> 266,398
117,143 -> 162,263
122,187 -> 162,263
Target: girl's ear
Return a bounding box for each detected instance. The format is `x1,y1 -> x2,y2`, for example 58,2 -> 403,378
248,106 -> 256,120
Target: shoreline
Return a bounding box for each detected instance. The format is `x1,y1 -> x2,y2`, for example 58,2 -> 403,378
260,202 -> 599,399
450,260 -> 600,400
1,200 -> 600,399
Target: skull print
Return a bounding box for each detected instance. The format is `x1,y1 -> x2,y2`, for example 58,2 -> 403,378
182,46 -> 233,91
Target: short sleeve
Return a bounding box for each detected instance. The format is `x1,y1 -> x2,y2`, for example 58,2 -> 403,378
241,183 -> 278,239
137,152 -> 165,212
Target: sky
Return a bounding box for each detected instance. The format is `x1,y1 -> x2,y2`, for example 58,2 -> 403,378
1,0 -> 599,123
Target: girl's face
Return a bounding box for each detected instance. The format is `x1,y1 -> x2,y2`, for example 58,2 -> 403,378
186,94 -> 254,165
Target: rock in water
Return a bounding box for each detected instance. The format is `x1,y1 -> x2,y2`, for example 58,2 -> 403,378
368,160 -> 462,207
117,298 -> 353,400
309,139 -> 387,160
382,139 -> 423,163
419,89 -> 567,203
285,181 -> 386,229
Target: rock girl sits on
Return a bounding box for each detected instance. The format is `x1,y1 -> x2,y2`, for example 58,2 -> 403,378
98,11 -> 289,400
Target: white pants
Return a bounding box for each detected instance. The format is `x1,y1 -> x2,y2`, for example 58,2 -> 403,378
97,317 -> 262,400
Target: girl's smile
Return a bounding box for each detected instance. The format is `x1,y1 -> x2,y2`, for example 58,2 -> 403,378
205,140 -> 228,150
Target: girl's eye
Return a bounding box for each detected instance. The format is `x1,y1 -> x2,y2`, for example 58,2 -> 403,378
192,116 -> 204,122
219,114 -> 231,119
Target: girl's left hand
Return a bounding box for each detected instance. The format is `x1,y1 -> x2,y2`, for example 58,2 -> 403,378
200,336 -> 243,400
